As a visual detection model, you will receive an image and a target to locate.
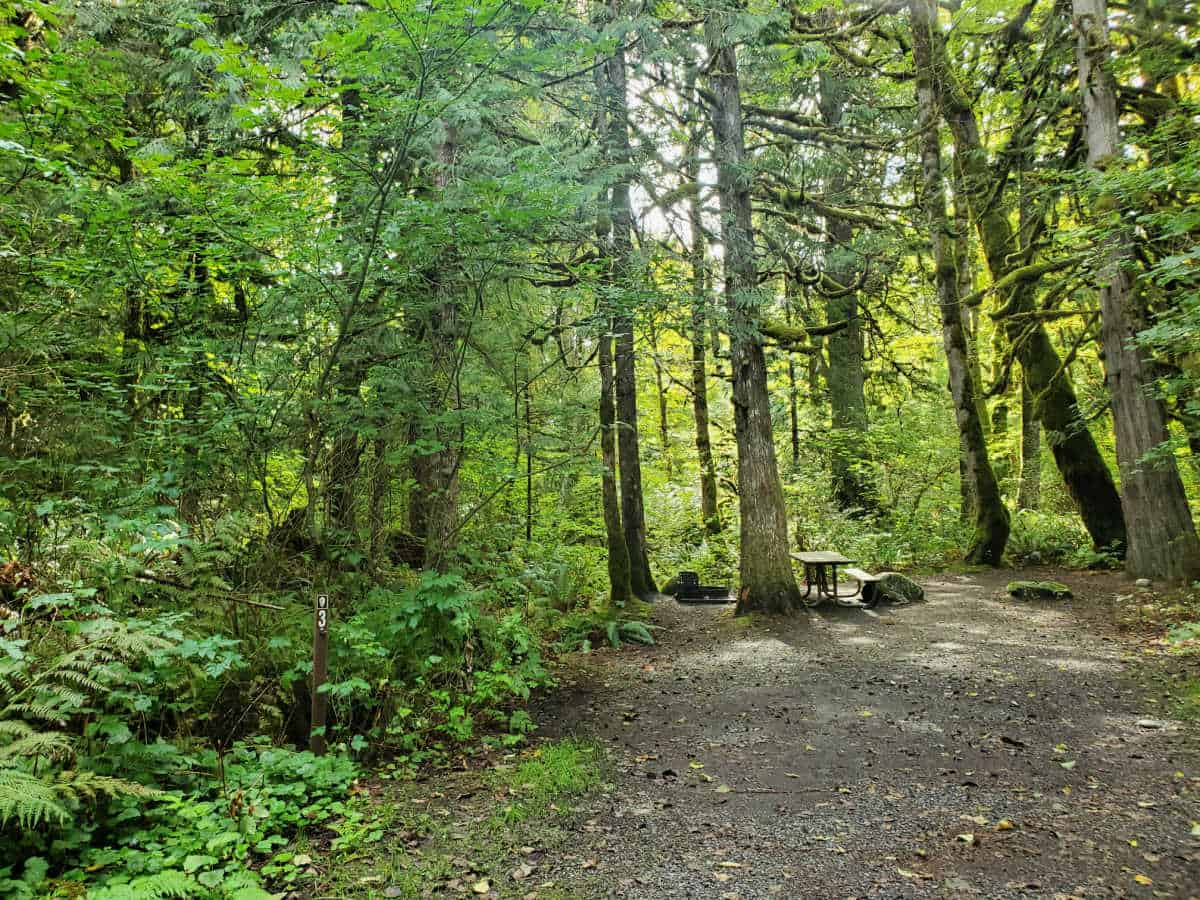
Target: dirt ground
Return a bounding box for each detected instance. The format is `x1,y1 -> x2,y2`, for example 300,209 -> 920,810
528,567 -> 1200,899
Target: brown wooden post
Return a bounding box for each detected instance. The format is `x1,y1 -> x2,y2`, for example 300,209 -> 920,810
311,593 -> 330,756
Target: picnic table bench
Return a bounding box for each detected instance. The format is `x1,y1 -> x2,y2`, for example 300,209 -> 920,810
790,551 -> 882,608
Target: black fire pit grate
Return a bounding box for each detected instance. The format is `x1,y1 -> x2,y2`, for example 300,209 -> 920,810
671,571 -> 732,604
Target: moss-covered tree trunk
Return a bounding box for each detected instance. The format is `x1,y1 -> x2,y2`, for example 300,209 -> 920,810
600,320 -> 634,608
412,125 -> 463,573
928,14 -> 1127,554
912,0 -> 1009,565
784,281 -> 802,469
685,61 -> 721,533
1017,377 -> 1041,510
649,323 -> 672,474
606,0 -> 655,596
593,35 -> 634,608
705,8 -> 800,613
817,70 -> 876,515
1074,0 -> 1200,581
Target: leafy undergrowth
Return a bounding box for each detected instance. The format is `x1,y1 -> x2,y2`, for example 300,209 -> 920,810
1103,580 -> 1200,721
310,739 -> 611,899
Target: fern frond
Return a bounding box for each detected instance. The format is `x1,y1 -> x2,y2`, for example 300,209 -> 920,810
0,768 -> 69,828
52,769 -> 165,804
89,870 -> 201,899
8,700 -> 73,724
0,668 -> 29,701
0,730 -> 74,761
39,668 -> 104,694
0,719 -> 34,739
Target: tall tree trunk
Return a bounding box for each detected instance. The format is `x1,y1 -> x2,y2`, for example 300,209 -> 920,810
412,125 -> 463,573
1073,0 -> 1200,581
1015,151 -> 1041,512
685,61 -> 721,534
912,0 -> 1009,565
817,70 -> 876,514
525,380 -> 534,543
1017,377 -> 1041,510
649,324 -> 672,474
594,41 -> 634,608
928,8 -> 1127,554
600,324 -> 634,609
368,436 -> 389,570
705,9 -> 800,613
606,0 -> 655,596
954,166 -> 984,523
785,283 -> 801,469
326,85 -> 368,551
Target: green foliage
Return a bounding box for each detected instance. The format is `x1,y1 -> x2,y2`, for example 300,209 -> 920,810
548,606 -> 656,654
487,738 -> 608,825
0,606 -> 170,830
4,0 -> 1200,890
74,744 -> 356,897
1005,509 -> 1097,567
322,571 -> 550,754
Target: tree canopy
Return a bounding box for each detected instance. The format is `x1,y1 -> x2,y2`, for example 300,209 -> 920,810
3,0 -> 1200,893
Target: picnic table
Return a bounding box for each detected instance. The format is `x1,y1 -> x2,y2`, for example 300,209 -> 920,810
791,551 -> 881,607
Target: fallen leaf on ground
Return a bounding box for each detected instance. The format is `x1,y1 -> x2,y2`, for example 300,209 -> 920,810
715,784 -> 732,793
1133,874 -> 1153,886
471,879 -> 490,894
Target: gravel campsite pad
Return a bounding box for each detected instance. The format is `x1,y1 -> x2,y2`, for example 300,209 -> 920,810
528,569 -> 1200,899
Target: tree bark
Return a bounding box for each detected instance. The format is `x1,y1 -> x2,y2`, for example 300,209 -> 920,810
326,85 -> 370,553
928,7 -> 1127,554
817,70 -> 876,515
954,164 -> 984,523
368,436 -> 389,570
412,124 -> 463,573
594,35 -> 634,608
785,282 -> 801,469
524,381 -> 534,543
1017,376 -> 1041,510
685,61 -> 721,534
649,324 -> 672,474
912,0 -> 1009,565
705,9 -> 801,613
606,0 -> 655,596
1073,0 -> 1200,581
599,321 -> 634,608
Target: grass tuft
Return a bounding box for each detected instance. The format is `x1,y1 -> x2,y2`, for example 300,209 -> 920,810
488,738 -> 608,825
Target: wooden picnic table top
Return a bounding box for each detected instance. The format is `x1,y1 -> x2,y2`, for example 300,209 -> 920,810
791,551 -> 856,565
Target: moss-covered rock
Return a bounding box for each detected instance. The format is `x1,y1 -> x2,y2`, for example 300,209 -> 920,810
1007,580 -> 1072,600
876,572 -> 925,604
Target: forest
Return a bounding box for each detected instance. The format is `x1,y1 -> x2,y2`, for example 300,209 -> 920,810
2,0 -> 1200,896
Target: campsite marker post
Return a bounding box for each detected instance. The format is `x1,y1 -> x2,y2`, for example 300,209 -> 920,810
311,593 -> 330,755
